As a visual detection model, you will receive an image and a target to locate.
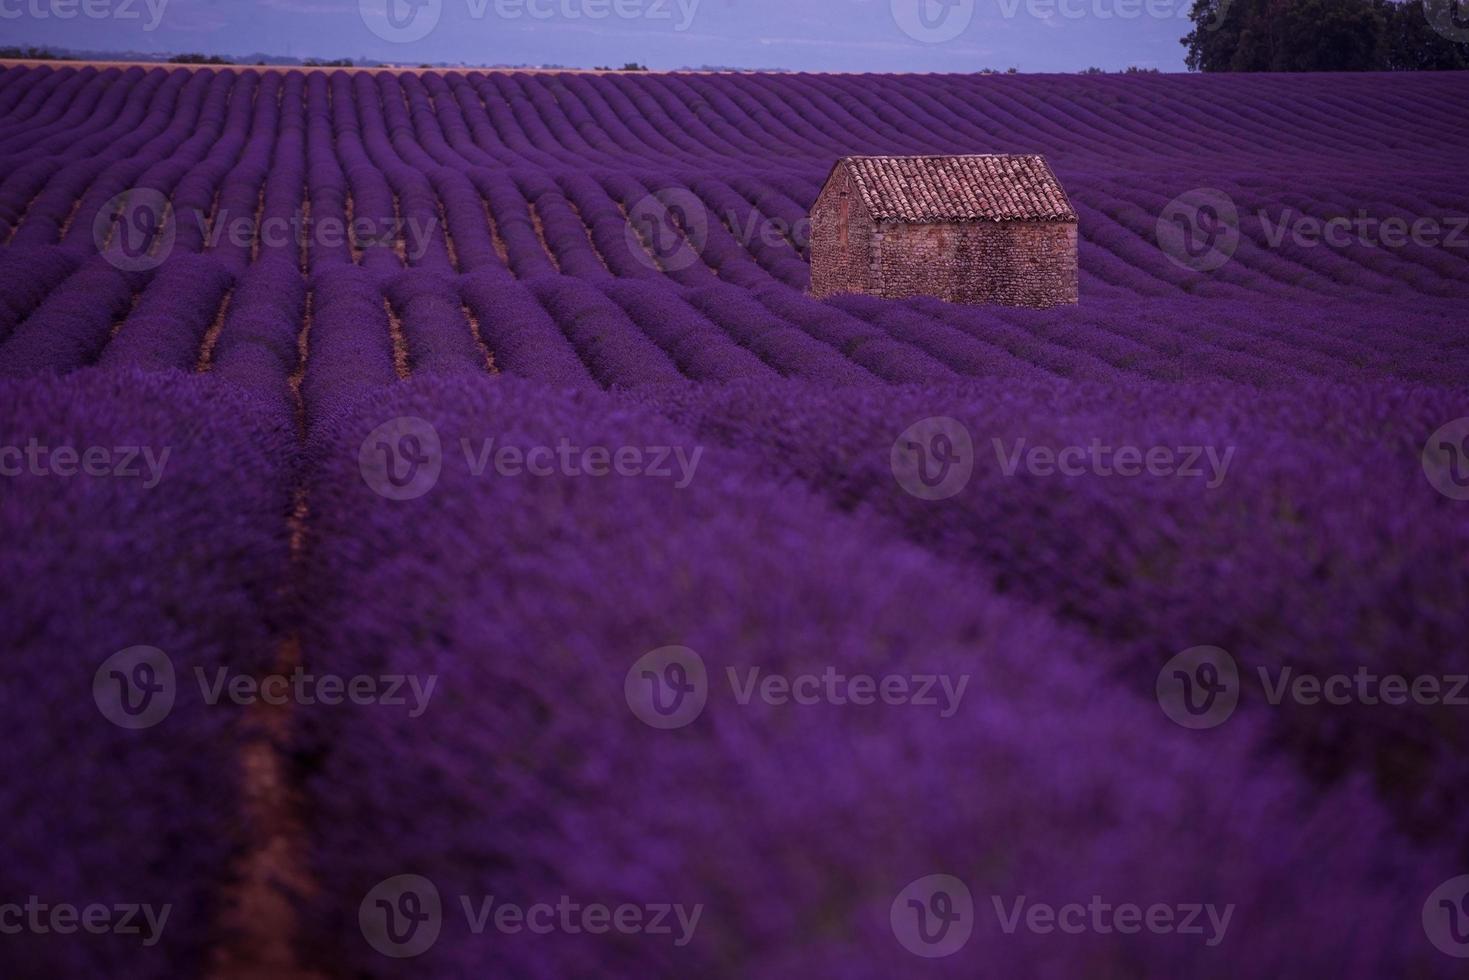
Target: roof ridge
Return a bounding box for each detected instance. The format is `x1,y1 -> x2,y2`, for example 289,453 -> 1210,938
836,154 -> 1075,223
843,152 -> 1044,159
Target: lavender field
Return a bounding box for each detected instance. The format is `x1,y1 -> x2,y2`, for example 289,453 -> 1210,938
1,63 -> 1468,977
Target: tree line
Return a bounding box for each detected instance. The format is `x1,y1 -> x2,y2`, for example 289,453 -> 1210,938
1184,0 -> 1469,70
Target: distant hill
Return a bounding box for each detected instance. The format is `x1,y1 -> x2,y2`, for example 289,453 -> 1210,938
0,46 -> 789,72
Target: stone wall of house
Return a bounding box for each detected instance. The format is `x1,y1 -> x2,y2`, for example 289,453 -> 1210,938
875,220 -> 1078,308
808,167 -> 878,298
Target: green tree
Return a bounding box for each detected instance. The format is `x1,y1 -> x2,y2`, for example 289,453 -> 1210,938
168,53 -> 234,65
1183,0 -> 1468,70
1380,0 -> 1469,68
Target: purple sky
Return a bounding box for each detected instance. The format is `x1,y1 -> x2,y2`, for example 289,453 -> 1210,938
1,0 -> 1196,71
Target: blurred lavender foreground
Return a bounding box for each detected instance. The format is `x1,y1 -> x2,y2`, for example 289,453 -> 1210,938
0,64 -> 1466,977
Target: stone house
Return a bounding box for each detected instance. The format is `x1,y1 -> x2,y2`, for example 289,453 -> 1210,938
808,154 -> 1078,308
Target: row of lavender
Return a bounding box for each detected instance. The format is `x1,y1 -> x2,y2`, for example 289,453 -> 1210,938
1,65 -> 1464,175
4,256 -> 1465,396
0,62 -> 1466,976
0,369 -> 295,977
4,362 -> 1466,976
8,340 -> 1465,975
282,373 -> 1467,977
0,66 -> 1465,365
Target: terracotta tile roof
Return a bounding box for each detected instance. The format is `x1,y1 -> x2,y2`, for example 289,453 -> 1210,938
838,154 -> 1076,223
